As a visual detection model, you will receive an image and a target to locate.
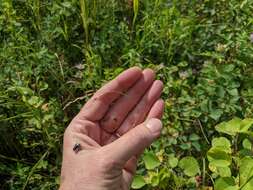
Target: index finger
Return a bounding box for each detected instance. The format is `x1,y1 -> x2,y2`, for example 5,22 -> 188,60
77,67 -> 142,121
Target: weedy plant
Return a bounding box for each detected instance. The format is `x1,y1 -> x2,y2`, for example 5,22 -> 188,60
208,118 -> 253,190
0,0 -> 253,189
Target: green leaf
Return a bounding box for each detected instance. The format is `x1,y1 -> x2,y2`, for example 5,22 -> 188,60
214,177 -> 238,190
179,156 -> 200,177
209,160 -> 231,169
168,155 -> 178,168
239,157 -> 253,190
131,175 -> 146,189
215,118 -> 253,136
189,133 -> 200,141
242,139 -> 252,150
150,174 -> 159,187
227,89 -> 238,96
212,137 -> 232,153
192,141 -> 201,151
143,152 -> 160,170
223,64 -> 235,72
208,148 -> 231,164
240,119 -> 253,132
37,160 -> 48,169
217,86 -> 225,98
215,118 -> 241,135
180,143 -> 191,150
217,167 -> 231,177
210,109 -> 223,121
208,147 -> 232,175
28,96 -> 44,108
7,86 -> 34,96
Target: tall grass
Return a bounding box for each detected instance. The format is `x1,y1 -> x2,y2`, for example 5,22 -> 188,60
132,0 -> 139,28
0,0 -> 253,189
80,0 -> 89,46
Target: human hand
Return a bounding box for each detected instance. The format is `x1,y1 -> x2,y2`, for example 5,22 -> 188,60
59,67 -> 164,190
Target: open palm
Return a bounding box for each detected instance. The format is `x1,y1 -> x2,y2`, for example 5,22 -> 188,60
60,67 -> 164,190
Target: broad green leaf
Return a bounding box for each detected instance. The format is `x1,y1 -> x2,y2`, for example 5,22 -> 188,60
240,119 -> 253,133
239,157 -> 253,190
215,118 -> 241,135
215,118 -> 253,136
179,156 -> 200,177
208,147 -> 231,175
207,148 -> 231,165
242,139 -> 252,150
214,177 -> 238,190
209,160 -> 231,168
150,175 -> 159,187
131,175 -> 146,189
168,155 -> 178,168
212,137 -> 231,153
143,153 -> 160,170
187,176 -> 197,184
217,167 -> 231,177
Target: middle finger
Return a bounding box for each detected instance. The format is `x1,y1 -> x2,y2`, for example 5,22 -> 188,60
100,69 -> 155,133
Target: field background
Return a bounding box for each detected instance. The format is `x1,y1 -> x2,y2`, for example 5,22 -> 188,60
0,0 -> 253,189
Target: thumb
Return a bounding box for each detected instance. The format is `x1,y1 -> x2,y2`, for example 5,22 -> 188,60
102,118 -> 162,164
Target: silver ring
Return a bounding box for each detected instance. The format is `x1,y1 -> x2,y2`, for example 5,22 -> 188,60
73,143 -> 81,153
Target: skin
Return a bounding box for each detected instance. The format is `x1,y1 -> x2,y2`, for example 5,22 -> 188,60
60,67 -> 164,190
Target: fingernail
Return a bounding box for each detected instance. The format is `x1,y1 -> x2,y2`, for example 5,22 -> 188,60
146,118 -> 162,133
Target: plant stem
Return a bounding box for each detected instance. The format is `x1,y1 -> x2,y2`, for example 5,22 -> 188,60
22,150 -> 49,190
198,119 -> 210,145
80,0 -> 89,46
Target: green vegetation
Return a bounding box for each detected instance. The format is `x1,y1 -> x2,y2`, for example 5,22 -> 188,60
0,0 -> 253,189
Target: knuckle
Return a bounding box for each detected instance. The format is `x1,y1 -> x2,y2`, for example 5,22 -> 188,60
96,152 -> 119,172
115,78 -> 127,91
132,126 -> 152,144
140,129 -> 151,143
